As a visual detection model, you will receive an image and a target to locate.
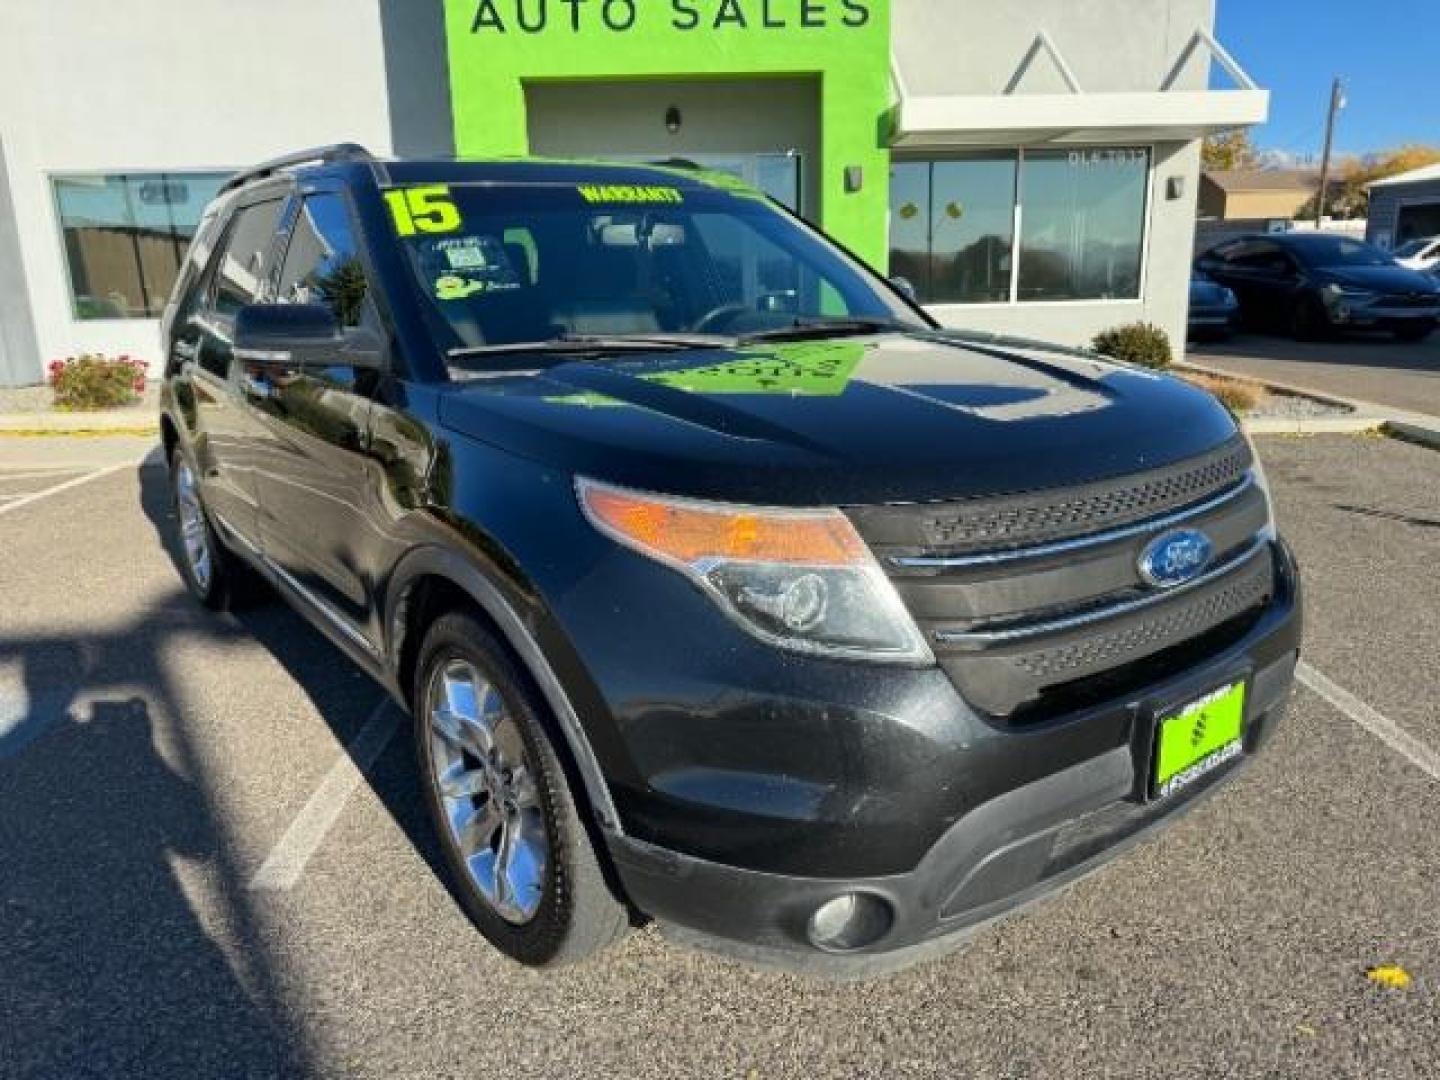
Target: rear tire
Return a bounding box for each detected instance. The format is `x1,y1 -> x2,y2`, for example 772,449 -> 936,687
1394,323 -> 1433,343
169,445 -> 244,611
413,611 -> 628,967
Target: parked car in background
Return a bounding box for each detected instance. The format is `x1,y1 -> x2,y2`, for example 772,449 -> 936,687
1187,274 -> 1240,340
1392,235 -> 1440,272
1195,233 -> 1440,342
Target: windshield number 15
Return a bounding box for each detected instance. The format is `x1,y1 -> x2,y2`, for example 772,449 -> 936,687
384,185 -> 462,237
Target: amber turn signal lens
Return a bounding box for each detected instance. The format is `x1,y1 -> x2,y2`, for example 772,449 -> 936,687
577,480 -> 868,567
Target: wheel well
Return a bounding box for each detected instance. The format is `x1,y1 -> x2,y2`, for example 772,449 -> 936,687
159,414 -> 179,463
395,573 -> 481,708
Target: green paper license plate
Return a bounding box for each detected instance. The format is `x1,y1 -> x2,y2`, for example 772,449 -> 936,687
1152,681 -> 1246,798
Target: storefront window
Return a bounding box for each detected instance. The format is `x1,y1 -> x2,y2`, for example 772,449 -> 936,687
1017,148 -> 1148,302
889,148 -> 1149,306
53,171 -> 231,319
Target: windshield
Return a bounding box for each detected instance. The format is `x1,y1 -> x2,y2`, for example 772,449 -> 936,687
383,180 -> 926,366
1290,236 -> 1394,269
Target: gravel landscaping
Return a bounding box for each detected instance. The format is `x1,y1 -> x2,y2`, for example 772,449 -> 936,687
1245,387 -> 1354,420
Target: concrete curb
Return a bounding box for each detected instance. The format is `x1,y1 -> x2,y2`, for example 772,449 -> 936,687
1241,416 -> 1382,436
1175,359 -> 1440,444
0,410 -> 158,436
1381,420 -> 1440,452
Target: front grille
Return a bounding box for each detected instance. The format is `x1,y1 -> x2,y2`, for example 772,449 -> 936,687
1379,293 -> 1439,310
847,437 -> 1251,556
1011,554 -> 1272,679
849,438 -> 1274,719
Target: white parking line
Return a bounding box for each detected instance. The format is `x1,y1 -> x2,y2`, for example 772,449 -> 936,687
1298,661 -> 1440,783
249,698 -> 402,891
0,463 -> 131,518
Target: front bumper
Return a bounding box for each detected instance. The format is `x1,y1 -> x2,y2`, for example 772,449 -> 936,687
601,540 -> 1302,973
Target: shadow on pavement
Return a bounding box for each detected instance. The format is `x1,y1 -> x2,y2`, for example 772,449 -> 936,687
0,598 -> 308,1077
131,462 -> 450,897
0,462 -> 445,1078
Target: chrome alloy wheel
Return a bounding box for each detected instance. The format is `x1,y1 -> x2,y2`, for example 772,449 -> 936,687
426,659 -> 549,924
174,460 -> 213,593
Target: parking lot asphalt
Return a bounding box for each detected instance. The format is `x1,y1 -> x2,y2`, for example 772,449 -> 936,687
1,434 -> 1437,1079
1190,332 -> 1440,419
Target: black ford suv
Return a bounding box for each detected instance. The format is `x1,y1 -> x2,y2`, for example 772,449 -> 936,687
159,145 -> 1301,973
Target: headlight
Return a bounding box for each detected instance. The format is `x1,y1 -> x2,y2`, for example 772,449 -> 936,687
1322,283 -> 1377,305
576,478 -> 933,664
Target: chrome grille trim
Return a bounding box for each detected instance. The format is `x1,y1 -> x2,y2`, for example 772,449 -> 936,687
933,536 -> 1270,648
890,474 -> 1256,571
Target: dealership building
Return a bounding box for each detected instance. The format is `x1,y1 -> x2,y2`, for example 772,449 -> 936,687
0,0 -> 1266,387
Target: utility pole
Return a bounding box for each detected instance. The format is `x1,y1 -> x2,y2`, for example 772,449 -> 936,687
1314,77 -> 1345,227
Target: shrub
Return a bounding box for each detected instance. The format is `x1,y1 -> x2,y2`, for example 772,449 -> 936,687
1091,323 -> 1173,370
48,354 -> 148,411
1182,372 -> 1262,415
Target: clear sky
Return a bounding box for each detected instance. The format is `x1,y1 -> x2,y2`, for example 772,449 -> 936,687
1215,0 -> 1438,160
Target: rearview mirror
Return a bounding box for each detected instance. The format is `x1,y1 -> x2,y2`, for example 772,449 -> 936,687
234,304 -> 383,370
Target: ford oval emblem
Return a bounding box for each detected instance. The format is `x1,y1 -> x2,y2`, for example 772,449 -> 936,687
1138,529 -> 1214,589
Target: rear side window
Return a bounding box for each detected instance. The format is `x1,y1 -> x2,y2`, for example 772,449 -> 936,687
276,194 -> 369,327
211,198 -> 285,320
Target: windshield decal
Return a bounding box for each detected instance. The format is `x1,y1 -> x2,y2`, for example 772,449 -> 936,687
384,185 -> 463,237
577,184 -> 684,205
434,275 -> 489,301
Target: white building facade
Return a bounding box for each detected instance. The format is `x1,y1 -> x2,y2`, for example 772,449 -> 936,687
0,0 -> 1265,387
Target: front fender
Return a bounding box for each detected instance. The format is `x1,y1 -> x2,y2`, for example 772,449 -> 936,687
384,542 -> 624,835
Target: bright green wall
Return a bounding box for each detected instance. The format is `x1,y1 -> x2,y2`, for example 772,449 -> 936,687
443,0 -> 893,268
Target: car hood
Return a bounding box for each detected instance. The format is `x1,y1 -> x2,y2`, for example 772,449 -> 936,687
1313,264 -> 1440,294
436,333 -> 1240,506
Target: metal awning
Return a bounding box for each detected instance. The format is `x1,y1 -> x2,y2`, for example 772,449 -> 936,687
891,29 -> 1269,149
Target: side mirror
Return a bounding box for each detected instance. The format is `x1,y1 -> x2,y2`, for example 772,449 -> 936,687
234,304 -> 383,370
889,275 -> 919,302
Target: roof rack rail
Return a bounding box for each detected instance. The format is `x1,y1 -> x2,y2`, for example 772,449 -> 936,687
219,143 -> 375,194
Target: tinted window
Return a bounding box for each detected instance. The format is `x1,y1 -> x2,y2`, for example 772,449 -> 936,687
212,198 -> 285,320
276,194 -> 369,326
1018,148 -> 1149,301
1232,241 -> 1286,269
888,156 -> 1016,304
53,171 -> 230,319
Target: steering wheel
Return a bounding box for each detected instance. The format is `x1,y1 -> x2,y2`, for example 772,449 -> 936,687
690,303 -> 752,335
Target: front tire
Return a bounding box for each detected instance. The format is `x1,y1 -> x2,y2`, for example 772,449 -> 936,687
1394,323 -> 1433,343
1290,296 -> 1331,341
414,611 -> 628,967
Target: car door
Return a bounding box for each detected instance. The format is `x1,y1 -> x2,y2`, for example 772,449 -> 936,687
242,188 -> 386,648
174,194 -> 288,550
1209,240 -> 1287,328
1236,243 -> 1302,328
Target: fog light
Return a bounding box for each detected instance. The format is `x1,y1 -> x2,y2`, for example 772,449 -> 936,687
807,892 -> 893,952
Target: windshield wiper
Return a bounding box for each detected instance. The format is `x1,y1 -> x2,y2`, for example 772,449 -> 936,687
739,316 -> 913,344
448,332 -> 732,362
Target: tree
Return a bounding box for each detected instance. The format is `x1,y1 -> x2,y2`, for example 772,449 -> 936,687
1294,144 -> 1440,221
1202,131 -> 1258,172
